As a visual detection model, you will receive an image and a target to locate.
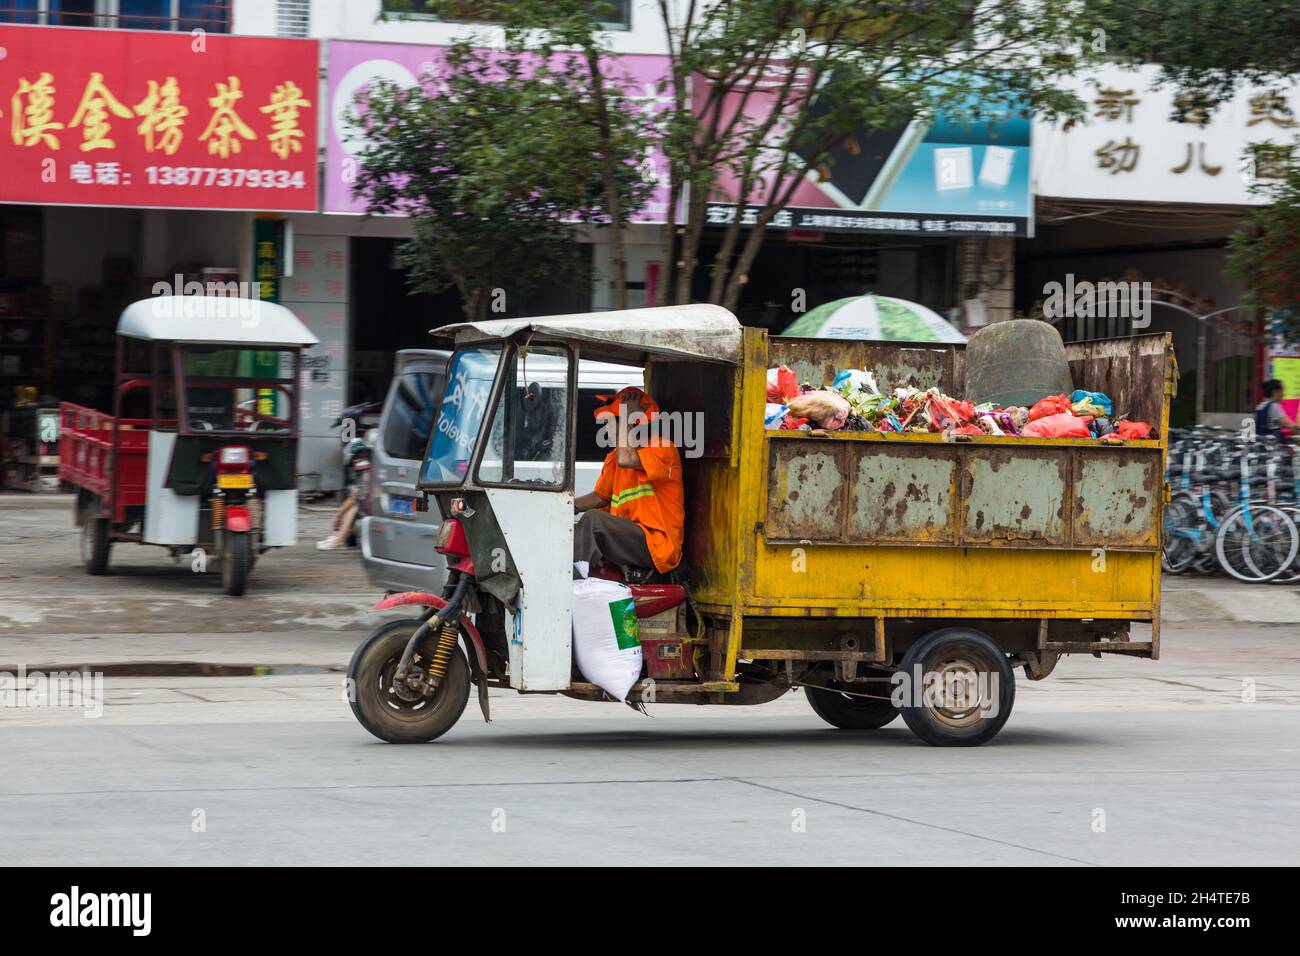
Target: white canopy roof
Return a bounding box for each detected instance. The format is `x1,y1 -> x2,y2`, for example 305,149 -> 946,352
434,305 -> 743,365
117,297 -> 319,347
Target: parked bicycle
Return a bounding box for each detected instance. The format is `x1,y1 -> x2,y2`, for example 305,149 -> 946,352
1163,427 -> 1300,583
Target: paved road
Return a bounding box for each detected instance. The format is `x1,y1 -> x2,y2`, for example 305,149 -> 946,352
2,495 -> 1298,865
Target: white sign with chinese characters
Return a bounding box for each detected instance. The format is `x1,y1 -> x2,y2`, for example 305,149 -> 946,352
1033,64 -> 1298,204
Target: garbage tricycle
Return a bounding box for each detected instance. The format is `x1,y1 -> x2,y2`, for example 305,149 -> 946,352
348,306 -> 1173,746
59,296 -> 318,596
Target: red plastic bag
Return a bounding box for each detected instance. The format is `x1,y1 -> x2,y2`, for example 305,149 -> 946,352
926,392 -> 975,430
1028,394 -> 1072,421
766,365 -> 799,403
1021,412 -> 1091,438
951,424 -> 984,436
1115,420 -> 1154,440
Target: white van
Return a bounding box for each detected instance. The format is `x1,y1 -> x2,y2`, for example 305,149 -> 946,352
360,349 -> 642,593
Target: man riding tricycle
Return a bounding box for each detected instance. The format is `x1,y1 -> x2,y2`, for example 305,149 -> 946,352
59,295 -> 318,596
348,305 -> 1173,746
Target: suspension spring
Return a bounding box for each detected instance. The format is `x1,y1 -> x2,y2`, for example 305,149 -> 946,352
426,618 -> 459,689
210,497 -> 225,530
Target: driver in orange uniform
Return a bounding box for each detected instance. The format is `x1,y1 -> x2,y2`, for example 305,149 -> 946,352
573,387 -> 684,576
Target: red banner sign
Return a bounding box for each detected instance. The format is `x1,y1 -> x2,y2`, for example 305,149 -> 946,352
0,25 -> 318,211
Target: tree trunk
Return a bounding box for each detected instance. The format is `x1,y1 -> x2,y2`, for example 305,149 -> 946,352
586,48 -> 627,310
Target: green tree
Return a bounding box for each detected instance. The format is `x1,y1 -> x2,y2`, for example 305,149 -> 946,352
1228,166 -> 1300,343
1099,0 -> 1300,111
381,1 -> 654,310
349,41 -> 649,320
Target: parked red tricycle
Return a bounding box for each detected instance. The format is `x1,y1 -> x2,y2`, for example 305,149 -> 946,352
59,296 -> 318,595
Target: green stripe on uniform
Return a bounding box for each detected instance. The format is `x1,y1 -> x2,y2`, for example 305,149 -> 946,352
611,483 -> 654,507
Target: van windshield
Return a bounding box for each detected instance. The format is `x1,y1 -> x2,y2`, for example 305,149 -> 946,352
421,347 -> 499,485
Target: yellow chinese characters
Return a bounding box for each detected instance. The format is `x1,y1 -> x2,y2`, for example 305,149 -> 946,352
134,77 -> 188,155
69,72 -> 134,151
198,76 -> 257,159
11,72 -> 65,150
260,81 -> 311,160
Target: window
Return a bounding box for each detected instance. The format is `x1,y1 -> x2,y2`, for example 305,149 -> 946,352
381,0 -> 631,30
0,0 -> 230,31
178,346 -> 296,435
421,347 -> 499,486
383,368 -> 445,462
477,347 -> 571,488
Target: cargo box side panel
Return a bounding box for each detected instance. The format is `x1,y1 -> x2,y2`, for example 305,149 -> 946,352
848,443 -> 958,545
961,446 -> 1071,547
1072,448 -> 1161,549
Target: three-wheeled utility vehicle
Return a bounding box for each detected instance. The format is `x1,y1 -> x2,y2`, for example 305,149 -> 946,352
59,296 -> 318,595
348,305 -> 1173,746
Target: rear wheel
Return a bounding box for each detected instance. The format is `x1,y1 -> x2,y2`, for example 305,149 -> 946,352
348,618 -> 471,744
222,530 -> 251,596
80,500 -> 111,575
805,684 -> 899,729
897,628 -> 1015,747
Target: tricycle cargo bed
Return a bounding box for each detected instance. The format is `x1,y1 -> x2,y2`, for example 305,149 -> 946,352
666,329 -> 1172,654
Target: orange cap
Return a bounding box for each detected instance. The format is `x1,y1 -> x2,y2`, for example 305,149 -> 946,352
593,386 -> 659,421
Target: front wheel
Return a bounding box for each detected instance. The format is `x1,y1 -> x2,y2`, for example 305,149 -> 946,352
348,618 -> 471,744
221,530 -> 251,596
896,628 -> 1015,747
805,684 -> 899,729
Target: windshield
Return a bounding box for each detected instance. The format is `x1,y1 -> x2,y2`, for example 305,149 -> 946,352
179,346 -> 296,435
478,346 -> 571,488
421,347 -> 499,485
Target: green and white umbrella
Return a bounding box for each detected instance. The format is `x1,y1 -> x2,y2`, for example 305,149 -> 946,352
782,294 -> 968,343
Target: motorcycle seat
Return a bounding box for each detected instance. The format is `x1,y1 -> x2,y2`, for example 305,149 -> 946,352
628,583 -> 688,618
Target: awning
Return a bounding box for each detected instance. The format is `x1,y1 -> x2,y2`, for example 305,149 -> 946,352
118,297 -> 319,347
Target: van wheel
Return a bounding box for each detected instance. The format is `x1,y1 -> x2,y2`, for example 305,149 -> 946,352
805,685 -> 898,729
80,501 -> 111,575
897,628 -> 1015,746
348,619 -> 471,743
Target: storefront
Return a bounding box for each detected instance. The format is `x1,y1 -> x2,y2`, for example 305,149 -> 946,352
0,22 -> 318,489
1027,63 -> 1297,427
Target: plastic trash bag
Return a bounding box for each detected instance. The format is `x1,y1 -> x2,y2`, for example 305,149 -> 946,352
572,577 -> 643,702
1115,420 -> 1154,440
766,365 -> 799,403
1021,412 -> 1091,438
1070,389 -> 1114,418
1028,394 -> 1073,421
786,390 -> 851,430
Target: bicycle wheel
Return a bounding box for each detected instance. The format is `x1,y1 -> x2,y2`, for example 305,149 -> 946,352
1162,495 -> 1201,574
1270,506 -> 1300,584
1215,505 -> 1299,583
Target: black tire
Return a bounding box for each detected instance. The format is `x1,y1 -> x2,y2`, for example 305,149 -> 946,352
805,685 -> 899,729
80,501 -> 111,575
348,618 -> 471,744
896,628 -> 1015,747
222,530 -> 251,596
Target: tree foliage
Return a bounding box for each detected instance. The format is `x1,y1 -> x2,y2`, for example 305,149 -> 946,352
349,40 -> 649,321
1228,167 -> 1300,343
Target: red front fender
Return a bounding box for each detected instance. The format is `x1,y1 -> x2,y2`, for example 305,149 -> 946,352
370,591 -> 489,675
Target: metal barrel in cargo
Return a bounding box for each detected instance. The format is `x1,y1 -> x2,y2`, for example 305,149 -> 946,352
963,319 -> 1073,408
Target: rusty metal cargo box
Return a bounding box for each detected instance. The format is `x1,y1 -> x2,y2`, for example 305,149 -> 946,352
677,329 -> 1174,633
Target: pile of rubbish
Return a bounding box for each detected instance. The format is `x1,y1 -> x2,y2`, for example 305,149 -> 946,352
764,365 -> 1155,441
